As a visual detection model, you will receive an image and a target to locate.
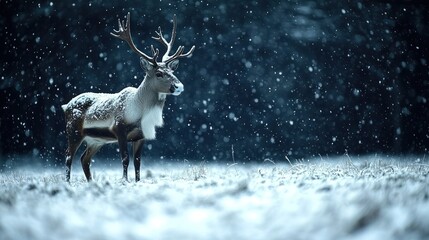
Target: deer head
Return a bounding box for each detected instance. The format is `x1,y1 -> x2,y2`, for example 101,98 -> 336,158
110,13 -> 195,97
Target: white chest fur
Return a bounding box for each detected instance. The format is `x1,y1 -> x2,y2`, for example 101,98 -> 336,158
141,107 -> 164,140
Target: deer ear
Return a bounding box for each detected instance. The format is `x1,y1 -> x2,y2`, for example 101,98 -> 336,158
168,60 -> 179,71
140,57 -> 153,72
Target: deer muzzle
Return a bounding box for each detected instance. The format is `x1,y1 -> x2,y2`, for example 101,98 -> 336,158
171,82 -> 184,96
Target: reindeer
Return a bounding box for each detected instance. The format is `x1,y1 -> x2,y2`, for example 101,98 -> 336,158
61,13 -> 195,182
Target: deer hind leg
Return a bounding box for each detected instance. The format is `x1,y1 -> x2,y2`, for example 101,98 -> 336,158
132,140 -> 144,182
80,144 -> 101,182
64,114 -> 85,182
65,137 -> 83,182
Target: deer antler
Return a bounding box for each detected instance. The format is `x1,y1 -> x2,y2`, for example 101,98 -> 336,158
111,12 -> 159,66
152,15 -> 195,64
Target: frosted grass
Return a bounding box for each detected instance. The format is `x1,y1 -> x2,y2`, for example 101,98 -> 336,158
1,156 -> 429,240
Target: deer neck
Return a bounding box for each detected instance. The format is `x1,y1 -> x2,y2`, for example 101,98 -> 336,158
136,75 -> 166,109
124,75 -> 165,124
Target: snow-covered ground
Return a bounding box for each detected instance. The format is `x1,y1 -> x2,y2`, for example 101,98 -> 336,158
1,156 -> 429,240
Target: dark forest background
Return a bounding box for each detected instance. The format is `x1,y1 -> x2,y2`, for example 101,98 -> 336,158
1,0 -> 428,167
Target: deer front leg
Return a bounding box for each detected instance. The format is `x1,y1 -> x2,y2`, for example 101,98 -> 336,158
132,140 -> 144,182
116,125 -> 130,182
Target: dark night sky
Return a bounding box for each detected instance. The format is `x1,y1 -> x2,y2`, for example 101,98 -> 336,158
1,1 -> 428,166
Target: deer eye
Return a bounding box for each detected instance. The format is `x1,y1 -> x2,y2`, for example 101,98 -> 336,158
155,71 -> 163,78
